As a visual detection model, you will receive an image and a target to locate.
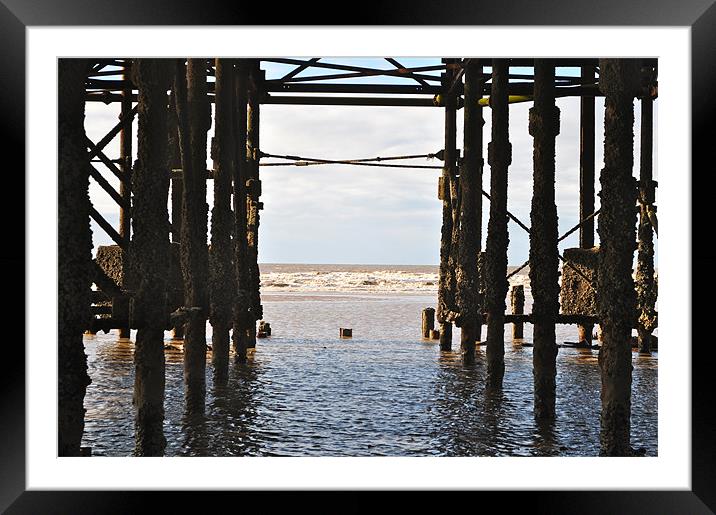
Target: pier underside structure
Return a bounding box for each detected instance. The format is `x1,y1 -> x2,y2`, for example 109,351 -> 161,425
58,57 -> 658,457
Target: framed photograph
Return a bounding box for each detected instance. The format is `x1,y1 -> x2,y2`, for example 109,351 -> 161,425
6,0 -> 714,512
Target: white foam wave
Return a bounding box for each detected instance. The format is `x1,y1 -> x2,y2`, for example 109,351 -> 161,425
260,267 -> 531,293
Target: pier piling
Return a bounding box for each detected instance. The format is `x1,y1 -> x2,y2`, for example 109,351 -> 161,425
578,64 -> 596,348
437,59 -> 458,352
58,59 -> 93,456
597,58 -> 640,456
485,59 -> 511,388
168,91 -> 185,341
174,58 -> 211,411
456,60 -> 484,365
210,59 -> 238,380
232,61 -> 251,364
130,58 -> 173,456
246,60 -> 263,349
528,60 -> 561,420
636,75 -> 657,355
117,61 -> 133,340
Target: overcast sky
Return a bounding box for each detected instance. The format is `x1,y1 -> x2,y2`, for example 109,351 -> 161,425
84,58 -> 657,265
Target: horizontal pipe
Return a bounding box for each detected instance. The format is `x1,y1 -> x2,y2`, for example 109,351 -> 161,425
85,84 -> 607,106
263,96 -> 437,107
266,83 -> 440,95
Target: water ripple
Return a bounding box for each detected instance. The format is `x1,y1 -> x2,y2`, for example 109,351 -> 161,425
81,292 -> 657,457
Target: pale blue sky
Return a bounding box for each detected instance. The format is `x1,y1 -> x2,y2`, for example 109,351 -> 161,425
84,58 -> 657,265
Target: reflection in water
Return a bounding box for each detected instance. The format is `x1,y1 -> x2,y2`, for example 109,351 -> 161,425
181,406 -> 208,455
81,292 -> 658,457
533,419 -> 559,457
205,354 -> 262,456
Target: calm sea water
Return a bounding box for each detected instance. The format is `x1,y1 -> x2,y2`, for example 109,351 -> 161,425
81,264 -> 657,457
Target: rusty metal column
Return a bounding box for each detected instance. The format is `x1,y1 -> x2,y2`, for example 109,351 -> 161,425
636,70 -> 657,355
437,58 -> 458,351
58,59 -> 93,456
456,60 -> 484,364
118,60 -> 133,340
597,58 -> 640,456
130,59 -> 172,456
485,59 -> 511,388
245,60 -> 263,349
578,64 -> 596,345
232,61 -> 251,364
529,59 -> 561,420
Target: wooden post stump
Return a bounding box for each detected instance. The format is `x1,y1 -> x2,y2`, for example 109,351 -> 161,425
511,285 -> 525,339
422,307 -> 435,339
258,320 -> 271,338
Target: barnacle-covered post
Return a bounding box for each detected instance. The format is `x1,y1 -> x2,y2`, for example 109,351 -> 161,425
635,69 -> 657,355
456,59 -> 484,364
485,59 -> 511,388
436,58 -> 458,351
528,59 -> 561,420
167,91 -> 185,340
174,58 -> 211,410
232,60 -> 252,363
210,59 -> 237,379
597,58 -> 640,456
130,58 -> 173,456
245,59 -> 263,348
117,60 -> 133,340
578,64 -> 596,345
58,59 -> 93,456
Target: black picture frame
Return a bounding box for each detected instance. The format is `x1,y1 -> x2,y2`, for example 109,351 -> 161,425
4,1 -> 714,512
